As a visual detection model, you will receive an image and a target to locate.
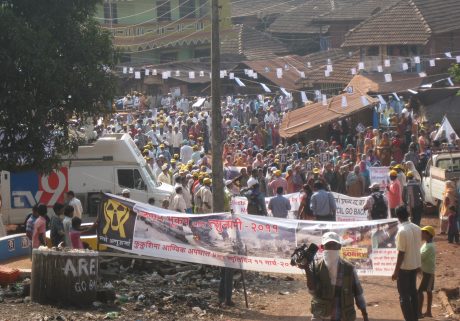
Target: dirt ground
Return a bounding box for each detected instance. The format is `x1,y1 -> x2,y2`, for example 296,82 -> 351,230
0,216 -> 458,321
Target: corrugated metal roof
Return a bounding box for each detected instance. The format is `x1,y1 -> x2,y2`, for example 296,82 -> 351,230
279,92 -> 378,138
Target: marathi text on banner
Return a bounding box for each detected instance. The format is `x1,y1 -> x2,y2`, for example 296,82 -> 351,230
98,193 -> 399,276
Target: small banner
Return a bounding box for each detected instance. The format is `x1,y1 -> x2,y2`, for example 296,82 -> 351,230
98,194 -> 398,276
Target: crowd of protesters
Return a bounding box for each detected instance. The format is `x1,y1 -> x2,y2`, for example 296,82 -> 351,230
76,90 -> 460,243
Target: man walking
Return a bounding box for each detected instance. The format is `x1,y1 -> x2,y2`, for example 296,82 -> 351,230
403,171 -> 424,226
268,187 -> 291,218
66,191 -> 83,219
363,183 -> 388,220
310,181 -> 337,221
392,206 -> 422,321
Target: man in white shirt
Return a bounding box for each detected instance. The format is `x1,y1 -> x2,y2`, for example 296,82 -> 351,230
180,140 -> 193,163
171,126 -> 183,155
392,206 -> 421,321
65,191 -> 83,218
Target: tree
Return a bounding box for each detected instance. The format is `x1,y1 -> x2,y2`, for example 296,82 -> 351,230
0,0 -> 118,172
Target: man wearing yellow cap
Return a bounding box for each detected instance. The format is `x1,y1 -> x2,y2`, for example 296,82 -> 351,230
403,171 -> 424,226
268,169 -> 287,195
387,170 -> 402,218
156,143 -> 172,162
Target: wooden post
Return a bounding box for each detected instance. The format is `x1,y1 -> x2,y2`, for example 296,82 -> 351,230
31,249 -> 98,306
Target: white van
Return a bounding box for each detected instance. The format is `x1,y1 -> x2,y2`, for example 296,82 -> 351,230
0,133 -> 173,225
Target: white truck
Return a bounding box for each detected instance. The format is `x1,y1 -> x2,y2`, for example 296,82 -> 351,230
0,133 -> 173,225
422,151 -> 460,207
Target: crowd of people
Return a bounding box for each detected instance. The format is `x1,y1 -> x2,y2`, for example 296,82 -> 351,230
82,92 -> 457,237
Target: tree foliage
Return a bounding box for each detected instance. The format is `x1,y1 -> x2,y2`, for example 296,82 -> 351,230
0,0 -> 118,172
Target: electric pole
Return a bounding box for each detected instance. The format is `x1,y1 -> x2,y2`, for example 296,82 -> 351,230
211,0 -> 224,212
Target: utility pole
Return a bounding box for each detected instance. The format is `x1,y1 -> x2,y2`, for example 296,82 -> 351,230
211,0 -> 224,213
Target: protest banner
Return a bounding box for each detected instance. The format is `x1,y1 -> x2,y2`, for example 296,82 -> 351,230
331,192 -> 368,221
231,192 -> 301,219
98,193 -> 398,276
369,167 -> 390,190
232,192 -> 367,221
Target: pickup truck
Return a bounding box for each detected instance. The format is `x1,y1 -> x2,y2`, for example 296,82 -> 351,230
0,133 -> 173,225
422,152 -> 460,207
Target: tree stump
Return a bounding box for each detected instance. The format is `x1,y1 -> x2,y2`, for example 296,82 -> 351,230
30,248 -> 98,306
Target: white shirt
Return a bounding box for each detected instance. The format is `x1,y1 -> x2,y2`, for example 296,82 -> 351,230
171,131 -> 183,148
180,145 -> 193,163
170,194 -> 186,212
396,221 -> 422,270
69,197 -> 83,218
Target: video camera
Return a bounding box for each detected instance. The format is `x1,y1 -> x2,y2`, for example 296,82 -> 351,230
290,243 -> 319,267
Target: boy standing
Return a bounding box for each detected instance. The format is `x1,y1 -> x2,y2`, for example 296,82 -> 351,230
418,226 -> 436,318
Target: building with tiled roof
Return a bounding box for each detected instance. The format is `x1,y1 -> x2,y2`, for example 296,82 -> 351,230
342,0 -> 460,74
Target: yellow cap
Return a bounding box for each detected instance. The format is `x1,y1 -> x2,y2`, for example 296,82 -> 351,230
406,171 -> 414,178
171,159 -> 176,163
160,144 -> 165,148
421,225 -> 435,237
313,168 -> 320,174
274,170 -> 282,176
389,170 -> 398,176
394,164 -> 403,170
203,178 -> 211,185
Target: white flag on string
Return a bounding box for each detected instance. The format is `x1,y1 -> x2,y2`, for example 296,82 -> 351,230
134,71 -> 141,79
199,71 -> 204,77
341,96 -> 348,108
351,68 -> 357,75
261,83 -> 271,93
414,56 -> 420,64
189,71 -> 195,79
360,96 -> 369,106
325,70 -> 330,77
307,62 -> 312,68
162,72 -> 169,79
301,91 -> 308,103
445,52 -> 452,58
299,71 -> 305,78
145,69 -> 150,76
384,59 -> 391,67
229,73 -> 234,79
276,68 -> 283,78
448,77 -> 454,86
153,69 -> 157,75
358,62 -> 365,70
377,65 -> 383,73
384,74 -> 392,82
456,56 -> 460,63
175,70 -> 180,77
327,64 -> 333,72
429,59 -> 436,67
129,67 -> 134,74
234,77 -> 246,87
280,87 -> 290,97
122,67 -> 128,74
434,116 -> 459,143
220,70 -> 225,78
419,72 -> 427,78
402,63 -> 409,71
322,94 -> 328,106
253,73 -> 258,79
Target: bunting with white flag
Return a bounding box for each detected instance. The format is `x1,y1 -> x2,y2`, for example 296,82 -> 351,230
261,83 -> 271,93
234,77 -> 246,87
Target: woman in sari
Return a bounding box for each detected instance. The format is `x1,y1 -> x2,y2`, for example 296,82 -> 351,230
377,132 -> 392,166
391,134 -> 404,164
439,180 -> 457,234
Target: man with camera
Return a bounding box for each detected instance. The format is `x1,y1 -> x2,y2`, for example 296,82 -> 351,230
296,232 -> 369,321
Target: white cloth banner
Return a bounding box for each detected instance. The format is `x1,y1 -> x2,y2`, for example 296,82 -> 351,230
434,116 -> 459,143
369,167 -> 390,190
231,192 -> 368,222
98,194 -> 398,276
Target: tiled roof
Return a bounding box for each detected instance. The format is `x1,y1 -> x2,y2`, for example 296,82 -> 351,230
314,0 -> 400,23
342,0 -> 460,47
346,72 -> 450,94
240,55 -> 307,90
412,0 -> 460,34
268,0 -> 357,34
279,92 -> 378,138
221,24 -> 289,60
231,0 -> 305,18
298,50 -> 360,87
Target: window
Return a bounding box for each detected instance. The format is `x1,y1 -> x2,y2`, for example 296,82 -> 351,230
118,169 -> 146,190
103,1 -> 118,24
436,158 -> 460,172
366,46 -> 379,56
156,1 -> 171,22
179,0 -> 195,18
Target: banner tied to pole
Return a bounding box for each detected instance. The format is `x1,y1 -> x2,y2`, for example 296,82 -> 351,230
98,194 -> 398,276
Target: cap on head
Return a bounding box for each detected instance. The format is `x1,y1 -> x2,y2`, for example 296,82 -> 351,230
389,170 -> 398,177
122,189 -> 130,195
321,232 -> 341,245
370,182 -> 380,190
203,178 -> 211,185
406,171 -> 414,178
421,225 -> 435,237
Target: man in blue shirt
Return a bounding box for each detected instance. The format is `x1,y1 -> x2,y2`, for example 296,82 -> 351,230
268,187 -> 291,218
310,181 -> 337,221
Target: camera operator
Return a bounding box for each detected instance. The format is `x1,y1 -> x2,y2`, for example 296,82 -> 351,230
301,232 -> 369,321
